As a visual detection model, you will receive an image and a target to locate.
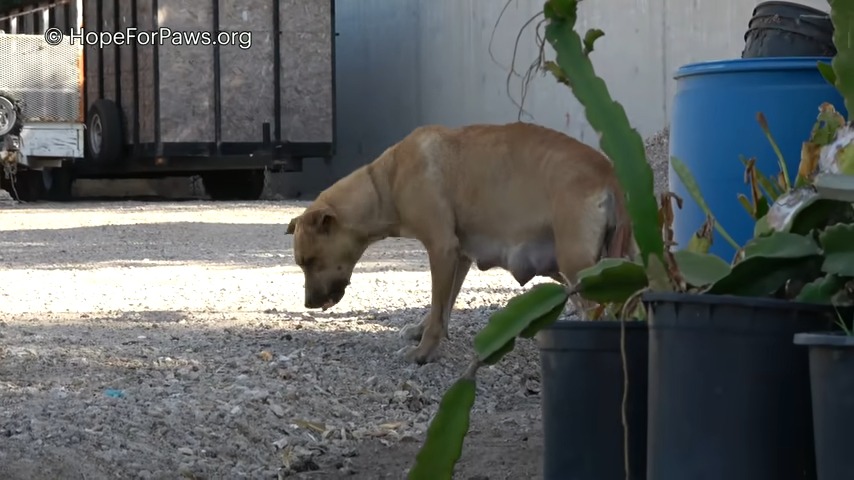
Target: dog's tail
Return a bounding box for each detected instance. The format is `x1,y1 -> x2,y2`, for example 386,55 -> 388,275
600,182 -> 636,261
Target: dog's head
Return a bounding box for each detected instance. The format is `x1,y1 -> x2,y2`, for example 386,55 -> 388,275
285,205 -> 367,310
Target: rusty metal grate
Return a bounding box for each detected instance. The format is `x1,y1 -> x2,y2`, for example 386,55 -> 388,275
0,33 -> 81,123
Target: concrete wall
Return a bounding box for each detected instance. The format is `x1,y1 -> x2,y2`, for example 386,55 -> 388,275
284,0 -> 833,196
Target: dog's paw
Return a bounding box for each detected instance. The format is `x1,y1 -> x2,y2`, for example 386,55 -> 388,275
399,322 -> 424,342
395,345 -> 439,365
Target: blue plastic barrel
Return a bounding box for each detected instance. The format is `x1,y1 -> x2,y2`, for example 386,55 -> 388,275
668,57 -> 847,260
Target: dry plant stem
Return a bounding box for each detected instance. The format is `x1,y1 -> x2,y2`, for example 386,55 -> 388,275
463,358 -> 482,381
488,0 -> 517,73
488,4 -> 547,122
620,316 -> 629,480
618,288 -> 647,479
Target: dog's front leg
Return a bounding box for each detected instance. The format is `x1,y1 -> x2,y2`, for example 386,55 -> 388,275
399,243 -> 461,364
400,256 -> 472,342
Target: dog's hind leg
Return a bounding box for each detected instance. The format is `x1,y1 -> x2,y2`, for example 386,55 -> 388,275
552,194 -> 610,319
400,256 -> 472,342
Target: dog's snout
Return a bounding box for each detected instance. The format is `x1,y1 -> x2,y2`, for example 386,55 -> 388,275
329,279 -> 349,297
304,289 -> 326,309
304,279 -> 349,310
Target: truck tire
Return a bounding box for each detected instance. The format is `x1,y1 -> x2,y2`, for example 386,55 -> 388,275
201,169 -> 265,201
86,99 -> 123,164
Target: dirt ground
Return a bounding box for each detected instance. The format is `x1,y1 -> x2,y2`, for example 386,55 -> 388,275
0,199 -> 548,480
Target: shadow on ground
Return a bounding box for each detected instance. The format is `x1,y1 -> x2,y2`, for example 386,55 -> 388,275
0,307 -> 544,480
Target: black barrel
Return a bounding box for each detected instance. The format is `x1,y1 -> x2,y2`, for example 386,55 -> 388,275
742,1 -> 835,58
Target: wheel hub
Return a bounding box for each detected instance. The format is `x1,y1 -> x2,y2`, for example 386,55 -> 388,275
89,114 -> 102,154
0,96 -> 18,137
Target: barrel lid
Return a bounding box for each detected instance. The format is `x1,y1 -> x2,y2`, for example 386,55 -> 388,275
751,1 -> 830,18
674,56 -> 833,80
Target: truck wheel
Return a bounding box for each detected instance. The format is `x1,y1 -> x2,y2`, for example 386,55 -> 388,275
201,169 -> 265,201
86,99 -> 123,164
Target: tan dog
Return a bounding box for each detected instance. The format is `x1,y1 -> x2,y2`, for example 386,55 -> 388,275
285,122 -> 634,364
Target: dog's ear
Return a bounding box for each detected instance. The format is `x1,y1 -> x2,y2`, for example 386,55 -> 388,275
285,216 -> 299,235
302,207 -> 337,234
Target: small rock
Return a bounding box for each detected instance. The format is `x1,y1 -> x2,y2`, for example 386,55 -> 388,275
269,403 -> 286,418
392,390 -> 409,403
178,447 -> 194,455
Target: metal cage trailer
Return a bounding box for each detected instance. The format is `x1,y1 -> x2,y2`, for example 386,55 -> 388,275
0,0 -> 335,202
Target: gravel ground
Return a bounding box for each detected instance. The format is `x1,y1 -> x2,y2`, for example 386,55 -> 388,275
0,128 -> 670,480
0,200 -> 547,480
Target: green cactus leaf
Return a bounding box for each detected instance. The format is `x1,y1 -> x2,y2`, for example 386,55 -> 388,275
829,0 -> 854,116
520,303 -> 568,339
819,223 -> 854,277
707,232 -> 822,296
796,274 -> 847,304
838,142 -> 854,175
670,155 -> 740,250
673,250 -> 731,287
472,283 -> 568,364
543,1 -> 665,277
818,60 -> 837,88
742,231 -> 822,258
575,257 -> 648,304
705,256 -> 821,297
582,28 -> 605,55
408,377 -> 477,480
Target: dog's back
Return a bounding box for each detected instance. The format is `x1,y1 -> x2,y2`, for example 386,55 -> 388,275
374,121 -> 634,286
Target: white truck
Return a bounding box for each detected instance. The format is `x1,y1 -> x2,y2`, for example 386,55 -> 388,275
0,30 -> 84,201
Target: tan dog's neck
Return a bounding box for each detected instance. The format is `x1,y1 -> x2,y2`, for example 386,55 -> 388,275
316,151 -> 400,243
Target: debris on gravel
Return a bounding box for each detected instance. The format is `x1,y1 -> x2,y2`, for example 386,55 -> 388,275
0,200 -> 544,479
0,188 -> 14,206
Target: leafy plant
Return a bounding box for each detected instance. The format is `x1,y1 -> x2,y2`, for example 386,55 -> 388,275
408,0 -> 713,477
409,0 -> 854,478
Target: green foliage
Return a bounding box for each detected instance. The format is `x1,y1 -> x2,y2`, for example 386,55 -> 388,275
412,0 -> 854,477
408,378 -> 476,480
670,155 -> 740,250
672,250 -> 731,287
707,232 -> 823,297
797,274 -> 847,304
473,283 -> 569,364
541,0 -> 666,284
756,112 -> 793,190
829,0 -> 854,116
408,283 -> 568,478
818,60 -> 837,88
819,223 -> 854,277
572,258 -> 647,304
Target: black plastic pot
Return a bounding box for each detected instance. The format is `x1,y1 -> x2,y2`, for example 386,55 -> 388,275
794,332 -> 854,480
642,293 -> 837,480
742,1 -> 835,58
537,320 -> 648,480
